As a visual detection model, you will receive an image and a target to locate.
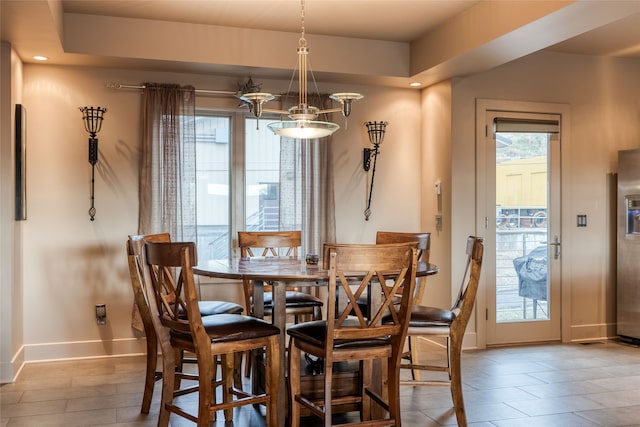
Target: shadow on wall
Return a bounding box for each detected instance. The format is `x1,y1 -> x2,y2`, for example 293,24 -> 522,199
42,242 -> 129,352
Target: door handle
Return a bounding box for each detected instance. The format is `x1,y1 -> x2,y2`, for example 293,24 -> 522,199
548,236 -> 560,260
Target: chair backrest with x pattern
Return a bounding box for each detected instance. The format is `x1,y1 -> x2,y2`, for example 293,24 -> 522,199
237,230 -> 302,312
238,230 -> 301,258
145,241 -> 198,334
322,242 -> 418,346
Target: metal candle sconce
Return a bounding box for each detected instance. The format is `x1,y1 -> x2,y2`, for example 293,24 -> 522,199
79,106 -> 107,221
363,121 -> 387,220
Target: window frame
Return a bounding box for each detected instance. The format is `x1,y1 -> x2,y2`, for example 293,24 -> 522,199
195,108 -> 282,258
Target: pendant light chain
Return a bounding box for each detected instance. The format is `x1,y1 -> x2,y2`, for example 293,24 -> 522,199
300,0 -> 305,41
299,0 -> 307,108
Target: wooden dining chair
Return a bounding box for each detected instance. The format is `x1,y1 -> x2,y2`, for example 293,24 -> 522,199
126,241 -> 209,423
238,230 -> 323,376
238,230 -> 323,321
126,233 -> 243,414
400,236 -> 484,427
287,242 -> 418,427
145,241 -> 280,427
375,231 -> 431,380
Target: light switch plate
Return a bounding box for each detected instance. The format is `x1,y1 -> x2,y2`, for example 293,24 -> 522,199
577,214 -> 587,227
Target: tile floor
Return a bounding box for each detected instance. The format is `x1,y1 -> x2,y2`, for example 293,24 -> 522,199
1,340 -> 639,426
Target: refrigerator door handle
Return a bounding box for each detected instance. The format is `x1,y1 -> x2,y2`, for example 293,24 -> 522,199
549,236 -> 560,260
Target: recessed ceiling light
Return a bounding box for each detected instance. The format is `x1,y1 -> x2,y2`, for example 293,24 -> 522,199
409,82 -> 422,87
33,55 -> 48,61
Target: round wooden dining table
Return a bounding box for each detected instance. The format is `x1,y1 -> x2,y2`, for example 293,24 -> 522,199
194,256 -> 438,427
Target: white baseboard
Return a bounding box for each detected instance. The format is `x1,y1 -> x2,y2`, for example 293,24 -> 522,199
570,322 -> 617,343
23,338 -> 147,363
0,345 -> 25,383
462,331 -> 478,349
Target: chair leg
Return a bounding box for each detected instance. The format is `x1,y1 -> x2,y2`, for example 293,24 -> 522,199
174,348 -> 184,389
408,336 -> 422,381
141,332 -> 158,414
449,340 -> 467,427
266,335 -> 280,427
446,336 -> 452,380
222,353 -> 234,421
361,360 -> 373,421
243,349 -> 252,378
288,338 -> 301,427
323,359 -> 334,427
196,354 -> 214,427
387,355 -> 402,427
158,351 -> 176,427
233,352 -> 243,389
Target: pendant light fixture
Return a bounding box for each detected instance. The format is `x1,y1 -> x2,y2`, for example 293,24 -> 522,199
240,0 -> 363,139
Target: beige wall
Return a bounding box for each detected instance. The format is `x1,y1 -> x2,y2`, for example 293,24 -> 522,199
6,47 -> 640,368
451,51 -> 640,345
420,81 -> 452,311
14,64 -> 421,363
333,87 -> 422,241
1,42 -> 25,382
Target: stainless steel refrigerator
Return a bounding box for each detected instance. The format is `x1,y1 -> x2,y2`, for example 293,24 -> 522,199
618,148 -> 640,343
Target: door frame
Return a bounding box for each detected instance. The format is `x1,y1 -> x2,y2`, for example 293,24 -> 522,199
475,99 -> 572,348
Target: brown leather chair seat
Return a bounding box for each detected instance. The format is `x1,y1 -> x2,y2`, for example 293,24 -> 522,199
178,301 -> 244,317
287,318 -> 391,349
383,306 -> 454,325
262,290 -> 323,309
198,301 -> 244,315
170,313 -> 280,343
406,305 -> 456,327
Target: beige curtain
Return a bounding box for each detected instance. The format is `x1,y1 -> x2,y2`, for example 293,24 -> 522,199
138,83 -> 196,242
278,94 -> 336,255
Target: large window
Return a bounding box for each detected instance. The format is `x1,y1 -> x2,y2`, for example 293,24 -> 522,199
244,118 -> 281,232
194,112 -> 281,259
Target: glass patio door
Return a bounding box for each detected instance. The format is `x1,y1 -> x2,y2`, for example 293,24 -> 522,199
483,109 -> 562,345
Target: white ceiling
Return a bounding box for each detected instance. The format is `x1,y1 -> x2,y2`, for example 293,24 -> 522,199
3,0 -> 640,88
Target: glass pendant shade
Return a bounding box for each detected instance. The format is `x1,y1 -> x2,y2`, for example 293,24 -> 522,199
268,120 -> 339,139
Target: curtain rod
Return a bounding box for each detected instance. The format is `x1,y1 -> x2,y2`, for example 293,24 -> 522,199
106,82 -> 237,96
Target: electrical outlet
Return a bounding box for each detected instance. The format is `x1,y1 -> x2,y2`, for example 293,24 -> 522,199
96,304 -> 107,325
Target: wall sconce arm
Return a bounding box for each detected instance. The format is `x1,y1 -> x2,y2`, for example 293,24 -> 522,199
363,147 -> 377,171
